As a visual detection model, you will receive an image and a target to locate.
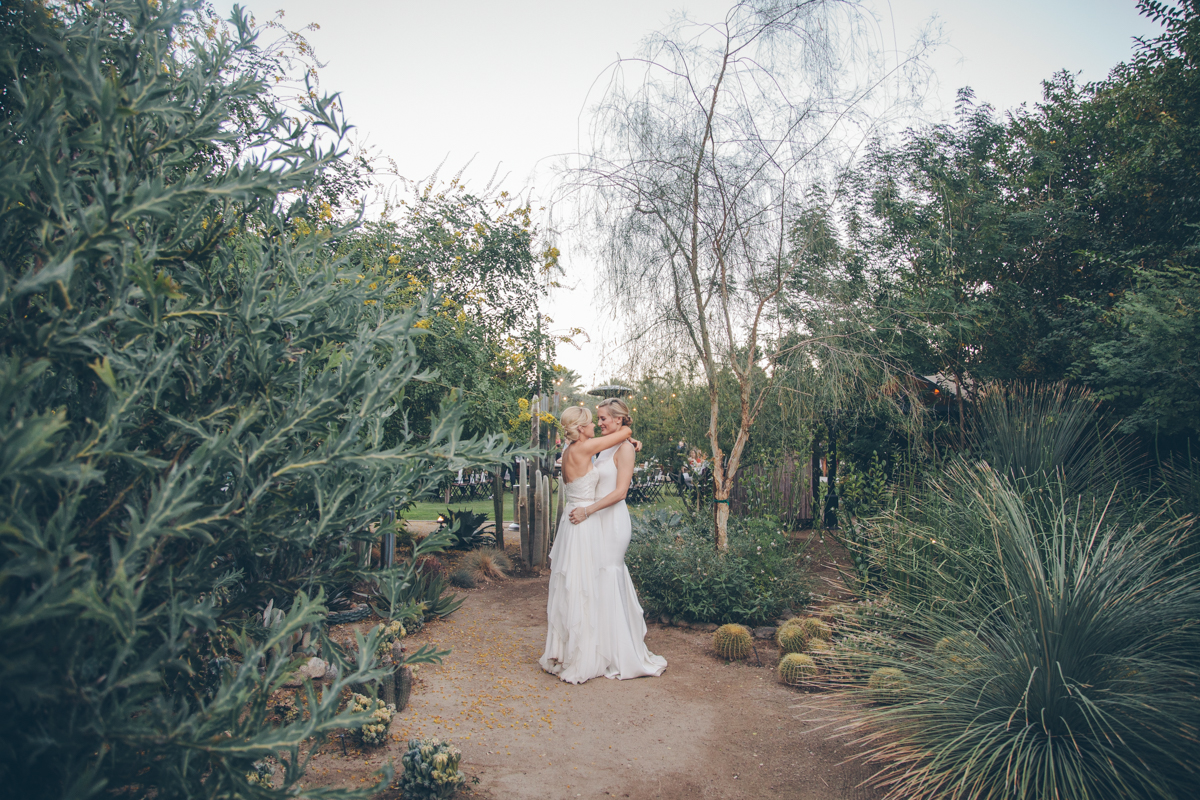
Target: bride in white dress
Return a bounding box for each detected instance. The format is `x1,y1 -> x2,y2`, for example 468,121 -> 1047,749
540,403 -> 667,684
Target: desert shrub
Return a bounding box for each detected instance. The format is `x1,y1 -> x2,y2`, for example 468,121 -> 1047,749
626,510 -> 810,625
0,2 -> 509,796
848,463 -> 1200,800
448,568 -> 478,589
460,547 -> 511,582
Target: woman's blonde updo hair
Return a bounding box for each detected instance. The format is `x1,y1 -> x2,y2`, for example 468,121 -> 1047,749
559,406 -> 593,442
597,397 -> 632,427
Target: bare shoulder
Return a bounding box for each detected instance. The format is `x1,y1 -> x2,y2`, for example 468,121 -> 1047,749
615,440 -> 636,461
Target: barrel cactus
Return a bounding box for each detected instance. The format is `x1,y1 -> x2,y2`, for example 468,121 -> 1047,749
776,624 -> 807,654
867,667 -> 909,703
778,653 -> 819,686
805,636 -> 832,654
823,603 -> 856,627
934,632 -> 985,672
795,617 -> 832,642
839,632 -> 895,680
713,623 -> 753,660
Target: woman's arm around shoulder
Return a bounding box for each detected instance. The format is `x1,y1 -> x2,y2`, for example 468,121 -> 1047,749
572,425 -> 631,458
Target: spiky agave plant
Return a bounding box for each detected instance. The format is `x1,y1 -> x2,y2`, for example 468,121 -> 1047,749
851,463 -> 1200,800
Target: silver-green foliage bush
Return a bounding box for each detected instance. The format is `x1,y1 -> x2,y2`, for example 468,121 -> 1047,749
0,2 -> 507,796
626,510 -> 809,624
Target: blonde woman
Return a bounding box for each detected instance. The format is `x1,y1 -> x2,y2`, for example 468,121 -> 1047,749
565,398 -> 666,681
539,405 -> 634,683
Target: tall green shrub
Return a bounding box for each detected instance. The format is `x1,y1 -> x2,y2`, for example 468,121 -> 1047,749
0,2 -> 509,797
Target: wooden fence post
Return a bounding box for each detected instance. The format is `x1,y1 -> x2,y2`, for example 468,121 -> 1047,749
493,466 -> 505,550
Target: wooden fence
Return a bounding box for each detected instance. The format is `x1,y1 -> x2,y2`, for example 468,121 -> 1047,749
728,452 -> 814,525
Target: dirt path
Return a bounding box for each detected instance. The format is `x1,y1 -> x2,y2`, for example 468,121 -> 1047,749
347,570 -> 882,800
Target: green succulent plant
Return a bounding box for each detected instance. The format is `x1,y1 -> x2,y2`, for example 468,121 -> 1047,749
796,617 -> 832,642
805,637 -> 832,654
776,625 -> 808,654
397,737 -> 466,799
713,624 -> 754,660
867,667 -> 909,703
778,653 -> 819,686
348,693 -> 395,747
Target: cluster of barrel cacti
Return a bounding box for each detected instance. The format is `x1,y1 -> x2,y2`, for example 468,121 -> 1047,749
775,615 -> 836,686
712,624 -> 754,660
933,631 -> 987,674
775,615 -> 831,650
397,737 -> 466,799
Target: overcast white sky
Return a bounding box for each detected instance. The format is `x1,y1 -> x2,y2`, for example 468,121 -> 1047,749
226,0 -> 1161,387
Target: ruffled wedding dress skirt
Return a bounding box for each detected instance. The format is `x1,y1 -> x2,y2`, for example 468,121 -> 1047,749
539,443 -> 667,684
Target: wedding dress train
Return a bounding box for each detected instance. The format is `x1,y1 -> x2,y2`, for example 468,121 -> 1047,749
539,442 -> 667,684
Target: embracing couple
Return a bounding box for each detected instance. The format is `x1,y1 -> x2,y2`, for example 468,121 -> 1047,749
539,398 -> 668,684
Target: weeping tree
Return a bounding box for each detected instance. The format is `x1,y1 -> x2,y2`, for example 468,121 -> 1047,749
576,0 -> 934,547
0,2 -> 512,797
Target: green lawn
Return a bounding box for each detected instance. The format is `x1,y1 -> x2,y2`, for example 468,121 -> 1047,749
404,493 -> 686,521
406,498 -> 499,521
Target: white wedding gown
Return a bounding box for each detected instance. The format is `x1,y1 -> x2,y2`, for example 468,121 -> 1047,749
539,442 -> 667,684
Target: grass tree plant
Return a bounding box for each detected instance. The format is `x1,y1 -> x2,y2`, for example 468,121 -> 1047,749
846,462 -> 1200,800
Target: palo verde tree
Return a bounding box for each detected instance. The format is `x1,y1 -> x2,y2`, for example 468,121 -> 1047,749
577,0 -> 933,548
0,2 -> 512,797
